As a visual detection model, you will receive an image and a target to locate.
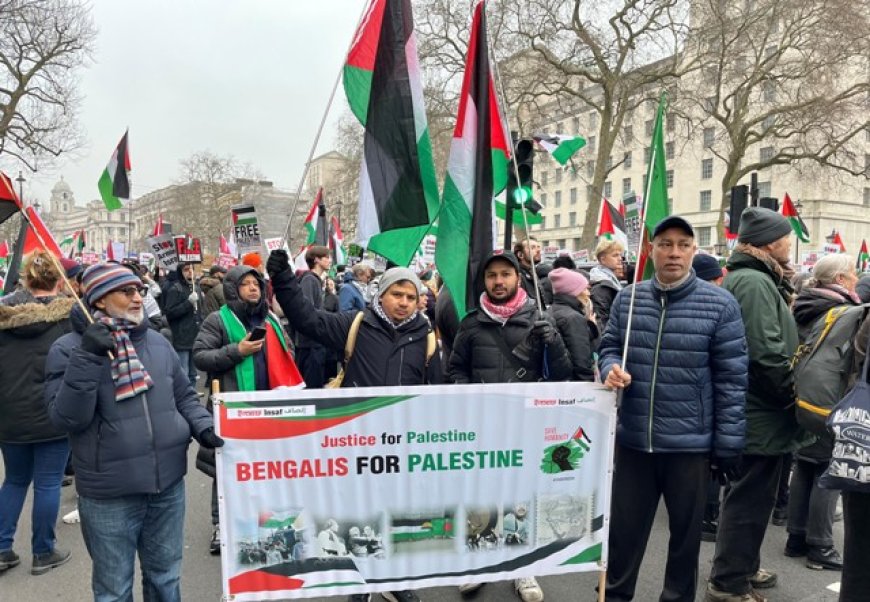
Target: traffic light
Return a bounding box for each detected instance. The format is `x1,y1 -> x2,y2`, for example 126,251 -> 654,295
504,138 -> 536,249
727,185 -> 748,236
759,197 -> 779,212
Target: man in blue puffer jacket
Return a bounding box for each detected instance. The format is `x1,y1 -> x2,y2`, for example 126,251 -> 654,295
598,216 -> 748,602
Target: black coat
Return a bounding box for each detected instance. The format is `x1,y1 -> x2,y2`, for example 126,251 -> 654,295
0,293 -> 74,443
162,267 -> 204,350
448,299 -> 572,384
546,294 -> 597,382
271,269 -> 441,387
296,271 -> 325,349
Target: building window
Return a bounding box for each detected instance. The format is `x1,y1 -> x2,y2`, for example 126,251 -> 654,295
864,187 -> 870,207
586,161 -> 595,178
588,112 -> 598,130
572,116 -> 580,132
703,127 -> 715,147
666,141 -> 675,160
573,237 -> 581,250
698,226 -> 712,247
762,115 -> 776,131
570,188 -> 578,204
760,146 -> 775,162
556,122 -> 563,133
540,216 -> 547,229
623,125 -> 633,141
119,227 -> 126,237
668,198 -> 674,213
623,178 -> 632,195
666,170 -> 674,188
555,191 -> 562,207
542,171 -> 548,186
569,211 -> 577,226
865,154 -> 870,176
701,158 -> 713,179
62,203 -> 67,212
587,136 -> 596,154
605,155 -> 613,170
644,146 -> 651,164
556,239 -> 565,249
554,215 -> 561,228
765,44 -> 777,58
645,120 -> 654,137
541,193 -> 548,207
758,181 -> 772,198
604,181 -> 613,198
554,168 -> 562,184
763,81 -> 776,103
700,190 -> 712,211
666,113 -> 676,132
623,151 -> 632,169
704,96 -> 717,112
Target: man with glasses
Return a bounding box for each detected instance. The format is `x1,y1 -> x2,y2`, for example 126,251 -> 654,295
45,262 -> 223,601
598,216 -> 748,602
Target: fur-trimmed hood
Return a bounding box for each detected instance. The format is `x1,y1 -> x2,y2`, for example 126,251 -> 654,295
0,294 -> 75,336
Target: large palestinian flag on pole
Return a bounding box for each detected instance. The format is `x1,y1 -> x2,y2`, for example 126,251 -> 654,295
303,188 -> 328,246
857,239 -> 869,272
98,130 -> 131,211
597,198 -> 627,248
343,0 -> 439,266
533,134 -> 586,166
636,93 -> 670,281
781,193 -> 809,243
329,216 -> 347,266
435,0 -> 511,318
0,171 -> 23,226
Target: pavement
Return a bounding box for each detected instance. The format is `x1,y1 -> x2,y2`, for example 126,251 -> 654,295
0,449 -> 844,602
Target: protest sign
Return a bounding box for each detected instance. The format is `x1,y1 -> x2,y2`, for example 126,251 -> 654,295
146,234 -> 179,271
174,235 -> 203,263
81,251 -> 100,265
233,204 -> 262,254
264,238 -> 290,254
542,246 -> 559,262
217,253 -> 239,269
215,382 -> 616,600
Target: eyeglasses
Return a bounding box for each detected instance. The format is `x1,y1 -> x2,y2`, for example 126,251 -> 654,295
115,285 -> 148,298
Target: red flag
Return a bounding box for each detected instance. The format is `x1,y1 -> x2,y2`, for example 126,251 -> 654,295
832,230 -> 846,253
22,207 -> 63,257
0,241 -> 8,259
152,213 -> 164,236
106,240 -> 115,261
0,171 -> 24,226
219,233 -> 231,255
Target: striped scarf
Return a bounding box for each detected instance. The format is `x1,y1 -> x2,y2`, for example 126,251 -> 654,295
97,313 -> 154,402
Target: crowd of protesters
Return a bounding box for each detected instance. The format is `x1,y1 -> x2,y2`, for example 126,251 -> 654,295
0,209 -> 869,602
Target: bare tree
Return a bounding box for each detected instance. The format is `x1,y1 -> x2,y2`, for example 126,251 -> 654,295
682,0 -> 870,235
0,0 -> 96,171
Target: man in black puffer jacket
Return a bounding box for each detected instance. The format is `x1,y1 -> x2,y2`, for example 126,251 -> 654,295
161,262 -> 204,385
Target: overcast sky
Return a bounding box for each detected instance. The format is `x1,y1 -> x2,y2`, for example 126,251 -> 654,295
21,0 -> 363,207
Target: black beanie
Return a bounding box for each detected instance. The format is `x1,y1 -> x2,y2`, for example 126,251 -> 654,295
737,207 -> 792,246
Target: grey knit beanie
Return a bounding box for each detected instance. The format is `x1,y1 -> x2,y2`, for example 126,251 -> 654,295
378,267 -> 422,298
737,207 -> 792,246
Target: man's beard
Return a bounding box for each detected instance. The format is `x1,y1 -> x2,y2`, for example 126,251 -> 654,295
107,307 -> 145,325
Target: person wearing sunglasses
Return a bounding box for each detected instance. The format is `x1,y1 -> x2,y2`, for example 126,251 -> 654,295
44,262 -> 222,601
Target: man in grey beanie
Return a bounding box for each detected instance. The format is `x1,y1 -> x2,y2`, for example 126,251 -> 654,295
706,207 -> 815,602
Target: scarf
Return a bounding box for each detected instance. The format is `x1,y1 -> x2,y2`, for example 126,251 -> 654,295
372,298 -> 418,330
96,313 -> 153,402
219,306 -> 304,391
814,283 -> 863,305
479,287 -> 529,325
733,243 -> 795,305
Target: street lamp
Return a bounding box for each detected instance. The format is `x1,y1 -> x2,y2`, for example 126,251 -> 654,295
15,171 -> 25,204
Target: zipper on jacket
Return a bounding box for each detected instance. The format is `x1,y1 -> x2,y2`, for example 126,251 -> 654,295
648,294 -> 668,452
140,393 -> 161,492
398,348 -> 405,385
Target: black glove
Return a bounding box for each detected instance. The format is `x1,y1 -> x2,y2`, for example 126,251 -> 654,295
199,427 -> 225,449
531,319 -> 556,343
711,454 -> 742,486
81,322 -> 115,356
266,250 -> 290,279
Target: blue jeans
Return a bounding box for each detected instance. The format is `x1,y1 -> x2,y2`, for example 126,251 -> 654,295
79,479 -> 185,602
175,350 -> 198,385
0,438 -> 70,555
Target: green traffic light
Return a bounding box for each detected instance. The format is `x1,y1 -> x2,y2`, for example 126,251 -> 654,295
512,187 -> 532,204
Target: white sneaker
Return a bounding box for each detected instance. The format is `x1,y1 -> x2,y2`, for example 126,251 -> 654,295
458,582 -> 484,594
515,577 -> 543,602
62,509 -> 80,524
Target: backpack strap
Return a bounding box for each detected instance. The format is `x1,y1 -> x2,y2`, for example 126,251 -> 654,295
344,311 -> 366,364
425,331 -> 437,366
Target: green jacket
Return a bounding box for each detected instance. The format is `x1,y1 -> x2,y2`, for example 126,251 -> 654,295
723,249 -> 814,455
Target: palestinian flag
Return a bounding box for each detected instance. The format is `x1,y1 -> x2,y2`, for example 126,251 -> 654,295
0,240 -> 8,268
781,193 -> 809,243
832,230 -> 846,253
0,171 -> 23,226
343,0 -> 440,266
75,230 -> 86,255
220,233 -> 232,255
59,233 -> 75,256
329,216 -> 347,266
303,189 -> 324,246
22,207 -> 63,257
857,239 -> 869,272
435,0 -> 511,318
98,130 -> 131,211
534,133 -> 586,166
106,240 -> 126,261
598,198 -> 628,247
636,92 -> 670,281
152,213 -> 165,237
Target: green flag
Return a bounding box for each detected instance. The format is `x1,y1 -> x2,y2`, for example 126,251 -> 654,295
639,93 -> 670,280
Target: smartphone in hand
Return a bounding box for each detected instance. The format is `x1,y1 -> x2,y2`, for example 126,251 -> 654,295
248,326 -> 267,342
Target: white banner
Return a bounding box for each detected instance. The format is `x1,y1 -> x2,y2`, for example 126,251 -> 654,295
233,204 -> 262,255
215,382 -> 616,600
146,234 -> 179,271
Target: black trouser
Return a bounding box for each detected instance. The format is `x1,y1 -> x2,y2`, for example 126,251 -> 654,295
775,452 -> 793,511
211,480 -> 219,526
704,477 -> 722,522
841,491 -> 870,602
296,346 -> 326,389
604,445 -> 708,602
709,454 -> 783,595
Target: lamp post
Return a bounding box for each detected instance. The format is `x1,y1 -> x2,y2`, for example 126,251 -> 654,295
15,171 -> 25,204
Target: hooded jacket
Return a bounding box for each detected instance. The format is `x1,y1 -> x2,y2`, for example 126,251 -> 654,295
161,264 -> 204,349
546,293 -> 597,382
598,273 -> 748,455
723,246 -> 814,455
45,304 -> 213,499
0,293 -> 74,443
271,269 -> 441,387
589,265 -> 622,329
200,275 -> 226,316
339,271 -> 367,312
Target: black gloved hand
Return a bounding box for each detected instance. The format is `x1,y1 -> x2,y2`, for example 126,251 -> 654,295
81,322 -> 115,356
199,427 -> 225,449
711,454 -> 742,486
266,250 -> 290,279
531,319 -> 556,343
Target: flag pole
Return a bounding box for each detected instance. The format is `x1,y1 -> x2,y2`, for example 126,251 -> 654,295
487,5 -> 544,317
620,144 -> 657,371
278,1 -> 372,250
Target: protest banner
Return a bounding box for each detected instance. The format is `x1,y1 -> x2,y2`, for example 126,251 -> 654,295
215,382 -> 616,600
81,251 -> 100,265
542,246 -> 559,262
264,237 -> 290,254
217,253 -> 239,269
146,234 -> 179,271
622,193 -> 642,260
572,250 -> 590,263
233,204 -> 262,254
173,235 -> 203,263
